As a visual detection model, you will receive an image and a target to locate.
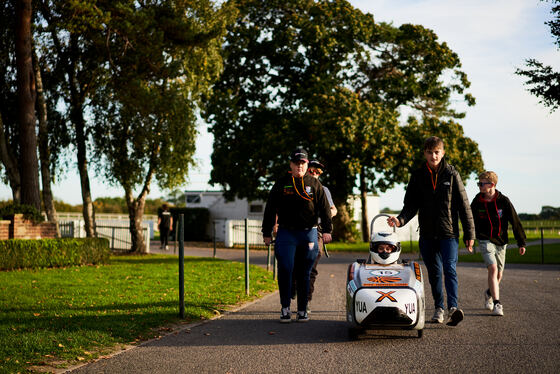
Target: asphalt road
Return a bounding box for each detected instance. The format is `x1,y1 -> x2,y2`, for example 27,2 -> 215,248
69,244 -> 560,374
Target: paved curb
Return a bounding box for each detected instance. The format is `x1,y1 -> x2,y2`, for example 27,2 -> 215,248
63,291 -> 278,373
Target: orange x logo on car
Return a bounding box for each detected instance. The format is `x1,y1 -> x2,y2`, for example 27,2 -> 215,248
376,290 -> 397,302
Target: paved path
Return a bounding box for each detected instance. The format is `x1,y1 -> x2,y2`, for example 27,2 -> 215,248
69,243 -> 560,373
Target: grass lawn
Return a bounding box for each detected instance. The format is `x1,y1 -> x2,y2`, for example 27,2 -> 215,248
0,255 -> 277,373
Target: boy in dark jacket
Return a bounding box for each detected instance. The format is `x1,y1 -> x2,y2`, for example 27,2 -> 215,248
388,136 -> 475,326
470,171 -> 526,316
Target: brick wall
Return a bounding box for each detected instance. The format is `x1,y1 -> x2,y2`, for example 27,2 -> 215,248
1,214 -> 58,239
0,220 -> 10,240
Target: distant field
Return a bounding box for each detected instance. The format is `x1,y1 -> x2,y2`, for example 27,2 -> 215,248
459,242 -> 560,264
521,220 -> 560,237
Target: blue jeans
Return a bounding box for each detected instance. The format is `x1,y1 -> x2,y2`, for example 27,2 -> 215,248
275,227 -> 319,311
419,237 -> 459,310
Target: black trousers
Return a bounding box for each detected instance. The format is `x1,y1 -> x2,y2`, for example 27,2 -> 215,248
160,226 -> 170,246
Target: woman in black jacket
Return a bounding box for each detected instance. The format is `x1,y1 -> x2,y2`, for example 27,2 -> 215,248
262,148 -> 332,323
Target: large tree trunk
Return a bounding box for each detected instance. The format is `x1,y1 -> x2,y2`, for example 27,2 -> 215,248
34,47 -> 59,236
125,169 -> 154,253
359,169 -> 369,242
15,0 -> 41,210
0,116 -> 21,202
332,201 -> 356,243
125,189 -> 149,254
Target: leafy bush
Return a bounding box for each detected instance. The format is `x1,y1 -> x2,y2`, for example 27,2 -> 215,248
0,238 -> 109,270
0,202 -> 44,222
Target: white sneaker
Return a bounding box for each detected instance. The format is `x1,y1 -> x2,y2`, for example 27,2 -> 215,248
431,307 -> 445,323
492,303 -> 504,316
484,291 -> 494,310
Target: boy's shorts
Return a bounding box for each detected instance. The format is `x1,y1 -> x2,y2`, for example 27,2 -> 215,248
479,240 -> 507,272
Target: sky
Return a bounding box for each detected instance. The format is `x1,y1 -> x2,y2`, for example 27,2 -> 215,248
1,0 -> 558,214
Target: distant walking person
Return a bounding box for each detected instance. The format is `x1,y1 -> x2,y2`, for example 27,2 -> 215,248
470,171 -> 526,316
262,148 -> 333,323
158,204 -> 173,250
387,136 -> 475,326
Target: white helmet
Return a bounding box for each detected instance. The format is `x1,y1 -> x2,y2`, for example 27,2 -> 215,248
369,231 -> 401,264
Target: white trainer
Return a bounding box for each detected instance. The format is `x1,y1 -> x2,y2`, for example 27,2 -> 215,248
492,303 -> 504,316
431,307 -> 445,323
484,291 -> 494,310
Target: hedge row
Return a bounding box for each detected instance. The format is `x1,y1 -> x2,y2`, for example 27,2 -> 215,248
0,238 -> 110,270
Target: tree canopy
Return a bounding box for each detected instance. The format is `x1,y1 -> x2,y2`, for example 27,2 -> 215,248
516,0 -> 560,112
1,0 -> 236,251
204,0 -> 483,205
86,0 -> 236,251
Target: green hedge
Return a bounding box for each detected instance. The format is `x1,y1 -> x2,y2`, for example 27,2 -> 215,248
0,202 -> 44,222
0,238 -> 110,270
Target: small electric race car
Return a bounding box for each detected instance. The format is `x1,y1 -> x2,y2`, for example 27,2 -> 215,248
346,214 -> 425,338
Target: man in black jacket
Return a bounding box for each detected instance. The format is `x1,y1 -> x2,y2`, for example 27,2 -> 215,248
388,136 -> 475,326
262,148 -> 332,323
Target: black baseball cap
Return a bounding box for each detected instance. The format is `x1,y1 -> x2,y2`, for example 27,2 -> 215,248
308,160 -> 325,170
290,148 -> 309,162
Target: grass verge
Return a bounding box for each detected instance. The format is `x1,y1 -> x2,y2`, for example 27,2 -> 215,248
0,255 -> 277,373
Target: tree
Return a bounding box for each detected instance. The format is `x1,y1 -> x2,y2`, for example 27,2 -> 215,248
88,0 -> 236,252
0,1 -> 22,203
15,0 -> 41,211
36,0 -> 107,237
205,0 -> 483,240
516,0 -> 560,112
1,2 -> 63,230
206,0 -> 375,199
34,47 -> 59,235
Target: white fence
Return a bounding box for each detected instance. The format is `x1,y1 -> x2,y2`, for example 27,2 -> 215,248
59,219 -> 152,252
221,216 -> 419,248
224,219 -> 265,248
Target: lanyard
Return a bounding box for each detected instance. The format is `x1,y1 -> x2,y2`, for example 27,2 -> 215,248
292,175 -> 312,201
426,162 -> 437,191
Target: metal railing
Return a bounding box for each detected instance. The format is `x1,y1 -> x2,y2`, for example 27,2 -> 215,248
58,220 -> 150,251
95,225 -> 149,251
227,219 -> 267,249
59,221 -> 75,238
